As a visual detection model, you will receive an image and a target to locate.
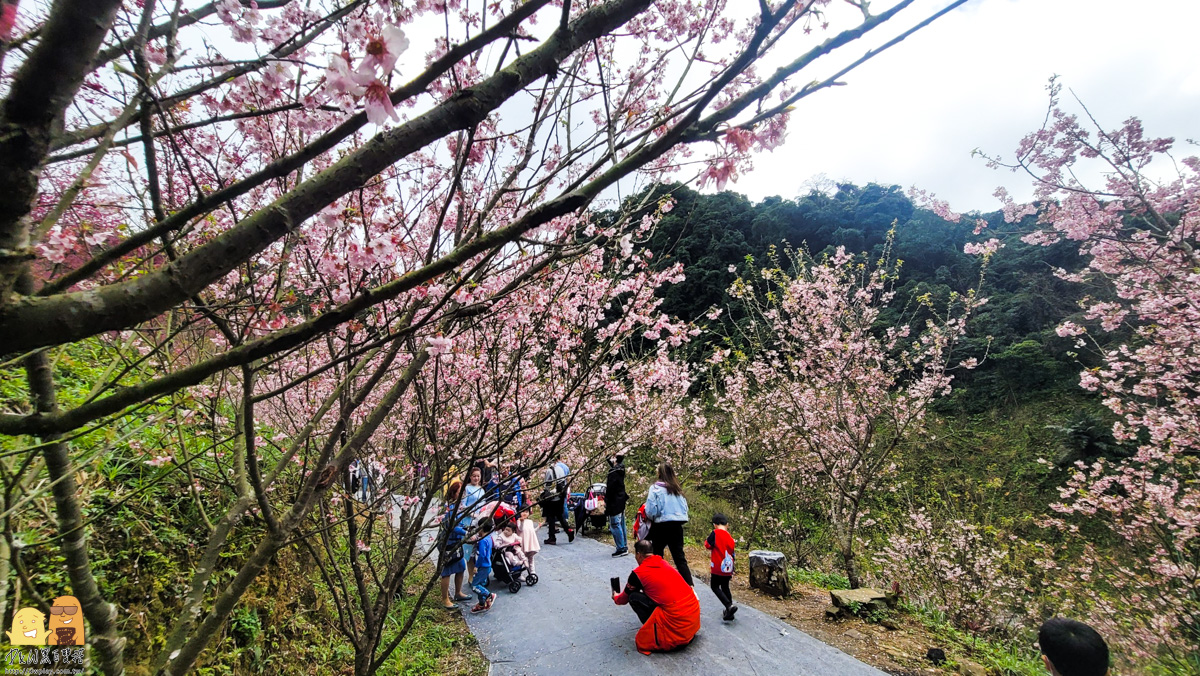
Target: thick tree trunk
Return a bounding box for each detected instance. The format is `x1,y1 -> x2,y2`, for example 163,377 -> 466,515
840,542 -> 861,590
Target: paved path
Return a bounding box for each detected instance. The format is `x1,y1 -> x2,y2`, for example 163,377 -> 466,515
460,529 -> 886,676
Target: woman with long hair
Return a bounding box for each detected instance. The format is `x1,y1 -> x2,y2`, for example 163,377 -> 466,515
462,466 -> 485,579
643,462 -> 693,587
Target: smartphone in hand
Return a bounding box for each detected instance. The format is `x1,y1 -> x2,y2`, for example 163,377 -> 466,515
610,576 -> 621,595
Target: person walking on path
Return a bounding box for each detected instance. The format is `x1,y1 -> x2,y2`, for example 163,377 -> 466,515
462,467 -> 485,579
470,517 -> 497,614
606,454 -> 629,556
438,496 -> 472,609
540,455 -> 574,545
611,539 -> 701,655
644,462 -> 693,587
705,513 -> 738,621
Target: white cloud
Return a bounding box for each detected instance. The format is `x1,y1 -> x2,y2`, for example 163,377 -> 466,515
739,0 -> 1200,211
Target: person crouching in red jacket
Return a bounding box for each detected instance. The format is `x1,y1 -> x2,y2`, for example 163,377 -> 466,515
612,539 -> 701,655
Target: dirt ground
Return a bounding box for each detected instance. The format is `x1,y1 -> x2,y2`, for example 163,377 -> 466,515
678,543 -> 958,676
580,525 -> 962,676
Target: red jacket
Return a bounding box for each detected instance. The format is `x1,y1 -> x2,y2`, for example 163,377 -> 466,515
705,528 -> 736,577
615,555 -> 700,654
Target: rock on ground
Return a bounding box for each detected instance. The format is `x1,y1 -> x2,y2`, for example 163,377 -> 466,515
748,550 -> 791,597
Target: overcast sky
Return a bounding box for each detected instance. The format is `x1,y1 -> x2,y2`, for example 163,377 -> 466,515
738,0 -> 1200,212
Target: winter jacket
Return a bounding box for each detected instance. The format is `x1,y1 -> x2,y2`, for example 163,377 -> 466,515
644,482 -> 688,523
605,461 -> 628,516
614,554 -> 700,654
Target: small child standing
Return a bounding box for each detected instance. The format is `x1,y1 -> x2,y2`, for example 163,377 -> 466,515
705,513 -> 737,621
517,508 -> 541,576
470,517 -> 497,614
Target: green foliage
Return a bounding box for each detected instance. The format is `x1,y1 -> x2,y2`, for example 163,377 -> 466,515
618,182 -> 1096,407
375,580 -> 488,676
2,339 -> 485,674
788,568 -> 851,590
904,601 -> 1046,676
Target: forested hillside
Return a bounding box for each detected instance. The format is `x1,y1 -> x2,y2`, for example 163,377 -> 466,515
630,182 -> 1094,410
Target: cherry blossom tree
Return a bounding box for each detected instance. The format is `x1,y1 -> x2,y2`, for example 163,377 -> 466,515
0,0 -> 971,672
295,244 -> 694,676
717,242 -> 983,587
978,79 -> 1200,668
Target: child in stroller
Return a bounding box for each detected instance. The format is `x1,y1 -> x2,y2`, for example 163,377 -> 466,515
491,520 -> 538,593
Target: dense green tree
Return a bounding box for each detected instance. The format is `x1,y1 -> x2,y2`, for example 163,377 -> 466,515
621,182 -> 1096,408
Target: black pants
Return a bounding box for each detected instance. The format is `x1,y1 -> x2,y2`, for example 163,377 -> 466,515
543,499 -> 572,540
648,521 -> 693,587
626,588 -> 658,624
710,574 -> 733,609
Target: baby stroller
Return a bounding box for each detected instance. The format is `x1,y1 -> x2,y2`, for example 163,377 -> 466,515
575,482 -> 608,535
491,538 -> 537,593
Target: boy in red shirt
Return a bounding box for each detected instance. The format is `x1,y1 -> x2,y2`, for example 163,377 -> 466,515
705,513 -> 738,621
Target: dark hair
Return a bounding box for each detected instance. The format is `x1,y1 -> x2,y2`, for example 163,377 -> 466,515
477,517 -> 494,533
445,482 -> 461,503
634,540 -> 654,556
711,513 -> 729,526
1039,617 -> 1109,676
655,462 -> 683,496
614,454 -> 625,463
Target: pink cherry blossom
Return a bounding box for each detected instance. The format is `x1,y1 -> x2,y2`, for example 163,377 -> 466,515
363,80 -> 398,126
360,25 -> 409,75
425,336 -> 453,356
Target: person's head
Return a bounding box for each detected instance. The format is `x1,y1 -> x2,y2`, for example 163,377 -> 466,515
1038,617 -> 1109,676
476,517 -> 494,535
445,482 -> 461,503
633,539 -> 654,564
468,467 -> 482,485
519,507 -> 531,519
502,521 -> 515,535
655,462 -> 682,496
712,512 -> 729,530
613,454 -> 625,465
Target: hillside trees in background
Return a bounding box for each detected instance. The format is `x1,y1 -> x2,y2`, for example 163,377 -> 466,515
629,181 -> 1094,409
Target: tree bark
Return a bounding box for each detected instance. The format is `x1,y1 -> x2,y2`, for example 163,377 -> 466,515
23,337 -> 125,673
0,0 -> 122,303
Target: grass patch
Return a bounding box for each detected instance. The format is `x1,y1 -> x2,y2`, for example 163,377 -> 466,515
377,587 -> 487,676
904,602 -> 1045,676
788,567 -> 851,590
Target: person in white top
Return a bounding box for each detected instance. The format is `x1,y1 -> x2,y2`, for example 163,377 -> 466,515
517,508 -> 542,575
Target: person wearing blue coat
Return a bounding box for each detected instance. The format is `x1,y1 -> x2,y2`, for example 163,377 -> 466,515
643,462 -> 693,587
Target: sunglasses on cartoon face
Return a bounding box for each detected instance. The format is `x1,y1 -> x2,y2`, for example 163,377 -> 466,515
50,606 -> 78,615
